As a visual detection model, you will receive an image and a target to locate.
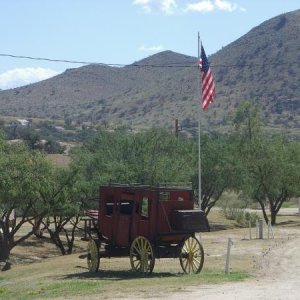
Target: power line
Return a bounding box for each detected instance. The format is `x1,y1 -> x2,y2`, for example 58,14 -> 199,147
1,52 -> 300,69
0,53 -> 197,67
0,53 -> 107,66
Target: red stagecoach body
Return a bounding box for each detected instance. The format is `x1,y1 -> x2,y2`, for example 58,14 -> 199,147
98,185 -> 208,246
86,184 -> 209,274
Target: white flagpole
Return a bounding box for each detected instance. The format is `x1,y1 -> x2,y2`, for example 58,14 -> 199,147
198,32 -> 202,210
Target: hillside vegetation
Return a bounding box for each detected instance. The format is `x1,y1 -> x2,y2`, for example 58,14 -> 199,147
0,10 -> 299,134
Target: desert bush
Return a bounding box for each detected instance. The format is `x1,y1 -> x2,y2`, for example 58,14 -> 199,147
222,207 -> 260,227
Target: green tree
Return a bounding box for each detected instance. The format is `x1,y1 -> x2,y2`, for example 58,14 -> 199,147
192,133 -> 237,215
22,128 -> 42,150
0,137 -> 53,270
36,167 -> 82,255
0,132 -> 82,269
72,128 -> 195,201
250,138 -> 300,225
43,138 -> 65,154
232,102 -> 300,225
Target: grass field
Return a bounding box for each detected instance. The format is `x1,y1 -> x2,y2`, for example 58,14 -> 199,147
0,208 -> 299,299
0,253 -> 249,300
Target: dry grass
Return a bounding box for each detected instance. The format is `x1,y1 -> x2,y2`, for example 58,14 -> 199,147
1,208 -> 299,299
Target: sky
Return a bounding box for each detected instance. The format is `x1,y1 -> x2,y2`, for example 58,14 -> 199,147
0,0 -> 299,90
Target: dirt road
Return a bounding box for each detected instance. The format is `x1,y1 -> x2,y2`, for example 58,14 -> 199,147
167,236 -> 300,300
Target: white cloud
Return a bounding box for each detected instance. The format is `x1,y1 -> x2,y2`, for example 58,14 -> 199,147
215,0 -> 237,12
133,0 -> 244,14
185,1 -> 214,13
133,0 -> 152,13
185,0 -> 244,13
0,67 -> 60,90
133,0 -> 177,14
139,44 -> 164,52
161,0 -> 177,14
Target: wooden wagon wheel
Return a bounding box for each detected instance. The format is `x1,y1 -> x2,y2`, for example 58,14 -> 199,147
130,236 -> 155,274
87,239 -> 99,272
179,236 -> 204,274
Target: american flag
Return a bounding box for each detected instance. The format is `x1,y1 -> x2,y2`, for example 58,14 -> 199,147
199,44 -> 215,110
85,209 -> 99,220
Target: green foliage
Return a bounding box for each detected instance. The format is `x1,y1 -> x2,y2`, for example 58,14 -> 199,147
222,208 -> 260,227
0,132 -> 82,260
232,102 -> 300,224
71,128 -> 195,200
0,142 -> 52,215
0,271 -> 249,299
0,135 -> 56,262
192,132 -> 239,214
43,138 -> 65,154
0,287 -> 8,294
1,11 -> 300,133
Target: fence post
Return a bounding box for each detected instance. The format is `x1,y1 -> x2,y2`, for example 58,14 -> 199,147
248,220 -> 252,240
268,222 -> 274,239
225,238 -> 233,274
258,219 -> 264,239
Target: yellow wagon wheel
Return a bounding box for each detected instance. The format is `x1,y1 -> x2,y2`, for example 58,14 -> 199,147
130,236 -> 155,274
87,239 -> 99,272
179,236 -> 204,274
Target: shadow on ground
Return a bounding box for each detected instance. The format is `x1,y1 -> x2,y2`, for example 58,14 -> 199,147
61,267 -> 182,281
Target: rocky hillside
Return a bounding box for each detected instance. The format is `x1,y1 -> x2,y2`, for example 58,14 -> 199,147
0,9 -> 299,133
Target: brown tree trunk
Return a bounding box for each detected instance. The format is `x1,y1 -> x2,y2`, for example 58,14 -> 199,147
270,202 -> 277,226
0,235 -> 11,271
256,198 -> 269,224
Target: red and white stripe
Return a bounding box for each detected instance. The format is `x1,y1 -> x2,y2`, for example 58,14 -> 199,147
85,209 -> 99,220
202,68 -> 215,110
199,44 -> 216,111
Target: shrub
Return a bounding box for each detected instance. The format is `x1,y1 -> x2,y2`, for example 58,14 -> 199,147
222,207 -> 260,227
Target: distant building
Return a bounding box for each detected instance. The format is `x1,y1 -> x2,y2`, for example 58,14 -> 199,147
10,119 -> 31,127
54,126 -> 65,132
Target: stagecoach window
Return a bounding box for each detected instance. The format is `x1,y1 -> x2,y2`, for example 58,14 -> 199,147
105,203 -> 114,216
120,201 -> 134,215
141,197 -> 149,218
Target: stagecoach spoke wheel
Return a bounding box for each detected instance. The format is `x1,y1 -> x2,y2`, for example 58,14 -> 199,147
130,236 -> 155,274
179,236 -> 204,274
87,239 -> 99,272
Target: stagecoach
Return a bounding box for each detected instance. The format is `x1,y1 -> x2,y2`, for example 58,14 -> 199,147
85,184 -> 209,274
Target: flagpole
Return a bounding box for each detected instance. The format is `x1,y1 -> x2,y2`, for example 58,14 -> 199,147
198,32 -> 202,210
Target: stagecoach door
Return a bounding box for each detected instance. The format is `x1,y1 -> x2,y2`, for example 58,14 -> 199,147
114,200 -> 134,246
130,192 -> 152,240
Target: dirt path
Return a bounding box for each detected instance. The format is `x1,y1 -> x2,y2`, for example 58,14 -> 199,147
167,236 -> 300,300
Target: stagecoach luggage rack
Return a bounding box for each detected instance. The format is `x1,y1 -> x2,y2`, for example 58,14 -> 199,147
171,209 -> 210,232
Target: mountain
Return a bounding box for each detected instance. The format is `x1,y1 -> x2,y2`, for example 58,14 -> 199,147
211,9 -> 300,129
0,9 -> 299,133
0,52 -> 199,130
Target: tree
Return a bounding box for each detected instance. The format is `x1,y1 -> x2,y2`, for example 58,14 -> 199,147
22,128 -> 42,150
127,128 -> 195,185
232,102 -> 300,225
0,131 -> 82,269
0,136 -> 53,270
72,128 -> 196,201
249,138 -> 300,225
191,133 -> 237,215
36,168 -> 82,255
43,138 -> 65,154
